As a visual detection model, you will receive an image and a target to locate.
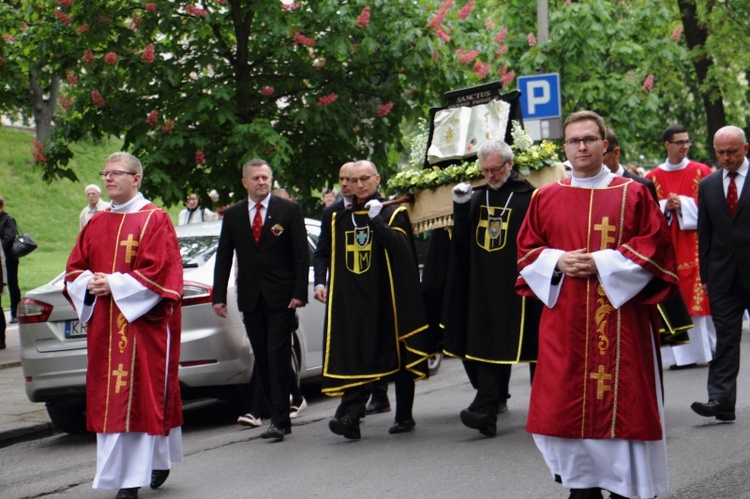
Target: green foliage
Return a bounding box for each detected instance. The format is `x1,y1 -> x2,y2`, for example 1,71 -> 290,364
0,126 -> 181,302
2,0 -> 505,215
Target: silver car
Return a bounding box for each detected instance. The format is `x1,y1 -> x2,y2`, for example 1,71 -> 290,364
17,219 -> 326,433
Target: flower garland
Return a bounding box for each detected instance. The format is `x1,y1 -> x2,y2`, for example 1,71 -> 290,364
388,119 -> 561,193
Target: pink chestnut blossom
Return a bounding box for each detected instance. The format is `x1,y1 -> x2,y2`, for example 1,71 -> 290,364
473,60 -> 490,79
527,33 -> 537,47
54,10 -> 72,25
141,43 -> 155,63
104,52 -> 118,64
458,1 -> 475,20
83,50 -> 95,65
261,86 -> 275,96
144,3 -> 157,12
162,119 -> 175,133
493,27 -> 508,45
671,25 -> 683,40
356,6 -> 371,28
91,89 -> 105,107
377,102 -> 394,117
195,150 -> 206,165
317,94 -> 339,106
146,110 -> 159,125
642,74 -> 654,92
66,71 -> 78,85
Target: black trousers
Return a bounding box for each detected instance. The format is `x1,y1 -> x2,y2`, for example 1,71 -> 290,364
706,276 -> 750,410
6,257 -> 19,320
0,296 -> 6,343
337,369 -> 415,422
242,296 -> 296,428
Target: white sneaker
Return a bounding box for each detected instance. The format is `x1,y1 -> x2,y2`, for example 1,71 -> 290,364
237,413 -> 262,427
289,397 -> 308,419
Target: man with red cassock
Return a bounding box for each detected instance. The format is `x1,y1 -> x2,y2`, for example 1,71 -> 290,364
66,152 -> 183,499
646,125 -> 715,368
516,111 -> 678,499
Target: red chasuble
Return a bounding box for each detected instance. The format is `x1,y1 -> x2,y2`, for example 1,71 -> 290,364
66,205 -> 183,435
646,161 -> 712,315
516,177 -> 678,440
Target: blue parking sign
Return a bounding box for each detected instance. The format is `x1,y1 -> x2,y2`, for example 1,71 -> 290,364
518,74 -> 561,120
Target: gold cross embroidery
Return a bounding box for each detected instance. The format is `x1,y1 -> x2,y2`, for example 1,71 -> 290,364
120,234 -> 139,263
590,365 -> 612,400
594,217 -> 616,251
112,363 -> 129,393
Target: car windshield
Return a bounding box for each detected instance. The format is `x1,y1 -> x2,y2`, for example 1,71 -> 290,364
180,235 -> 219,268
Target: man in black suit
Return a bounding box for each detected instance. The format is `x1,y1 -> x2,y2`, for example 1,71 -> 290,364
692,126 -> 750,422
603,129 -> 658,201
213,159 -> 309,441
313,162 -> 353,303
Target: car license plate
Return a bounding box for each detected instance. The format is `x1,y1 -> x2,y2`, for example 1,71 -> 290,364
64,320 -> 87,339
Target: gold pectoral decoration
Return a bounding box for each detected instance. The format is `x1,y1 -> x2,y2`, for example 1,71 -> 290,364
117,313 -> 128,353
595,285 -> 614,355
270,223 -> 284,236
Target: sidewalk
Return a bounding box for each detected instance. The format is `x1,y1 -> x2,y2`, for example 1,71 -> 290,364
0,309 -> 56,447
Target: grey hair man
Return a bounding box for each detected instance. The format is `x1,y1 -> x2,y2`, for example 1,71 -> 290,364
443,140 -> 541,437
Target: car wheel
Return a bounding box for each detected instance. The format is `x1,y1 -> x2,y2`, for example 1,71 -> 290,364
46,402 -> 87,434
428,352 -> 443,376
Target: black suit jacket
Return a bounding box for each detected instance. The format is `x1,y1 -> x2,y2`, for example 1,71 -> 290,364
313,199 -> 346,288
623,169 -> 658,203
698,164 -> 750,295
213,195 -> 309,312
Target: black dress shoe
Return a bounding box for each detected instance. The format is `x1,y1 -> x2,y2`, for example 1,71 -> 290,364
9,317 -> 17,324
460,408 -> 497,436
329,416 -> 361,440
261,423 -> 291,440
691,400 -> 735,421
669,362 -> 698,371
365,400 -> 391,414
388,418 -> 416,434
0,342 -> 6,350
115,488 -> 139,499
150,469 -> 170,489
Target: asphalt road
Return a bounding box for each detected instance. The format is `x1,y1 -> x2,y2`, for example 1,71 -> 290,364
3,328 -> 750,499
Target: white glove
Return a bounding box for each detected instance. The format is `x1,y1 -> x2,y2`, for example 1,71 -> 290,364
365,199 -> 383,219
452,182 -> 473,204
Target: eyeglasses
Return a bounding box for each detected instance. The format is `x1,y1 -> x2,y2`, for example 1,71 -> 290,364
564,137 -> 601,147
481,161 -> 510,176
669,140 -> 692,146
100,170 -> 136,179
349,174 -> 378,184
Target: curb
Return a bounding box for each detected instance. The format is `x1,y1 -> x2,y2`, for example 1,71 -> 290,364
0,422 -> 58,449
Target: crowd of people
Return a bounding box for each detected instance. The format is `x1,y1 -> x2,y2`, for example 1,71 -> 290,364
3,108 -> 737,499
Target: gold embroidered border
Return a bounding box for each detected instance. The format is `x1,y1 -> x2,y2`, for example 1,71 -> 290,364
621,244 -> 678,281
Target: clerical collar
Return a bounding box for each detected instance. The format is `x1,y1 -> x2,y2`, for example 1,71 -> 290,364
570,166 -> 614,189
660,157 -> 689,171
111,192 -> 149,213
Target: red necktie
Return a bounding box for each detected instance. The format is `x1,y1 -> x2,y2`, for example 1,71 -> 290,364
252,203 -> 263,243
727,171 -> 738,216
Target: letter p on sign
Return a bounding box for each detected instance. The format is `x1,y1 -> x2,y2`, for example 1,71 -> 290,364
518,73 -> 561,120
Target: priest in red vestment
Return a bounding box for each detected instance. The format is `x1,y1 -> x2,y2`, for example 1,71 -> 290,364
65,152 -> 183,499
646,124 -> 715,368
516,111 -> 678,499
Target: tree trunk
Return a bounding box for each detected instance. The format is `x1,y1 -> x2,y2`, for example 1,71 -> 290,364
677,0 -> 725,159
28,69 -> 59,144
